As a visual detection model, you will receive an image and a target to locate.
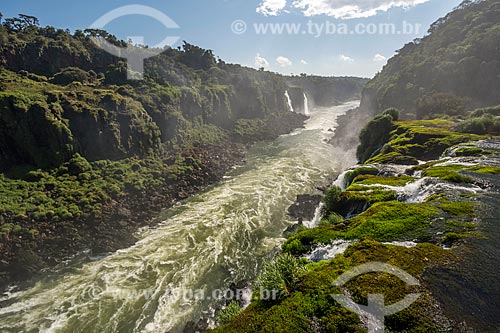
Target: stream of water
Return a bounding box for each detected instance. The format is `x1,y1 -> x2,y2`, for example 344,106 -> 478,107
0,101 -> 360,333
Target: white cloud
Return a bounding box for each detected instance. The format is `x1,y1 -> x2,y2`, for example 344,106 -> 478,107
339,54 -> 354,62
255,53 -> 270,68
300,59 -> 308,65
373,53 -> 387,62
257,0 -> 287,16
292,0 -> 430,19
276,56 -> 293,67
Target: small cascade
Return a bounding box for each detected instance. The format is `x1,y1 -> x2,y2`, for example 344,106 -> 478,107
305,240 -> 354,262
332,169 -> 350,191
305,203 -> 323,228
285,90 -> 294,112
303,93 -> 310,116
352,176 -> 484,203
306,169 -> 350,228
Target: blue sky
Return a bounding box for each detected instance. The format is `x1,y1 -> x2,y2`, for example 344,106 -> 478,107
1,0 -> 463,77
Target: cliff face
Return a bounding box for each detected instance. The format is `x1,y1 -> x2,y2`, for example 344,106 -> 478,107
0,34 -> 295,170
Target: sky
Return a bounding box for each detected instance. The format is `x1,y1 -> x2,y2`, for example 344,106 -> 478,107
1,0 -> 463,78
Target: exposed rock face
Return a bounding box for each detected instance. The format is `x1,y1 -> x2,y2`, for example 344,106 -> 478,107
287,194 -> 322,221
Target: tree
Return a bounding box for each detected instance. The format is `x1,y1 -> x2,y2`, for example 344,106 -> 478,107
179,41 -> 216,70
382,108 -> 400,121
3,14 -> 39,31
416,93 -> 466,119
49,67 -> 96,85
322,185 -> 342,216
73,29 -> 85,39
19,14 -> 39,27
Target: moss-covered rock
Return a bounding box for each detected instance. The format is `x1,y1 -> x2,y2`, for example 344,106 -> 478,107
363,119 -> 489,165
209,240 -> 456,333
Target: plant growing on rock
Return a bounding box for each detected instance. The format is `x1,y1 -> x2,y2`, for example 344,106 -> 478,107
257,253 -> 307,300
217,301 -> 242,325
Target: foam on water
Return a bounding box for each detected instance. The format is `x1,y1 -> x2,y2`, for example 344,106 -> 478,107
306,240 -> 355,262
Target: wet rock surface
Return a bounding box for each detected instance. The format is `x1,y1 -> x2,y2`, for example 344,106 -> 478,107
287,194 -> 322,221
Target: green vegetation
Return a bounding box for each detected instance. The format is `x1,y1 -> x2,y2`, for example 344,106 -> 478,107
319,213 -> 344,226
344,166 -> 379,188
256,253 -> 308,300
217,301 -> 243,325
416,163 -> 500,183
0,153 -> 198,224
321,185 -> 342,216
209,240 -> 454,333
364,1 -> 500,117
350,174 -> 414,187
454,147 -> 485,157
455,114 -> 500,135
421,165 -> 473,184
359,118 -> 489,165
438,201 -> 475,217
356,112 -> 394,163
283,201 -> 441,255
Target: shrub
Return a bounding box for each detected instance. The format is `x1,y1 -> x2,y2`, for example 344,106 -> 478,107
217,301 -> 242,325
382,107 -> 400,121
66,154 -> 92,175
320,213 -> 344,226
470,105 -> 500,117
50,67 -> 96,85
257,253 -> 307,300
322,185 -> 342,216
455,114 -> 500,135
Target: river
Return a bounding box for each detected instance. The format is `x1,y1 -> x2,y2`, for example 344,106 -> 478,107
0,101 -> 359,333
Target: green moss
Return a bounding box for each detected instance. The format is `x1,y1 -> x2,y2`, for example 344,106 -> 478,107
344,166 -> 379,188
438,201 -> 475,216
350,174 -> 414,187
467,166 -> 500,175
345,201 -> 440,241
340,188 -> 398,207
365,152 -> 419,165
422,165 -> 473,184
365,119 -> 488,165
454,147 -> 484,157
283,226 -> 343,256
284,201 -> 440,255
440,232 -> 471,245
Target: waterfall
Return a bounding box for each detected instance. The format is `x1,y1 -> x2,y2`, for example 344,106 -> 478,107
285,90 -> 294,112
303,93 -> 310,116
